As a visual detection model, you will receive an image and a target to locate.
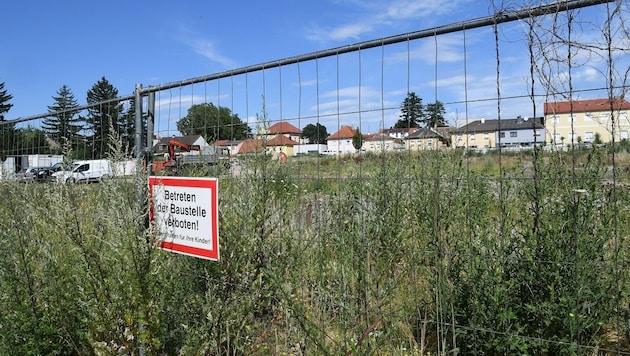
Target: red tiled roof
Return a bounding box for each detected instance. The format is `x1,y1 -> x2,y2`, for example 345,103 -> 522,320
544,98 -> 630,115
268,121 -> 302,134
328,125 -> 356,140
238,139 -> 265,154
267,135 -> 300,146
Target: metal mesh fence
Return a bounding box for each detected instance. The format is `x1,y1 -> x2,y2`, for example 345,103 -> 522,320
2,0 -> 630,354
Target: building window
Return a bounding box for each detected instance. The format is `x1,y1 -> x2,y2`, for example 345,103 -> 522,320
457,135 -> 462,141
484,133 -> 489,140
585,113 -> 593,121
584,132 -> 594,141
510,131 -> 517,138
500,132 -> 506,138
601,113 -> 610,120
621,130 -> 629,140
470,134 -> 476,141
553,115 -> 560,123
534,129 -> 541,136
569,115 -> 576,123
427,140 -> 433,146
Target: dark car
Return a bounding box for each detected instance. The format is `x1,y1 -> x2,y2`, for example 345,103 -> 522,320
17,167 -> 48,183
35,162 -> 70,182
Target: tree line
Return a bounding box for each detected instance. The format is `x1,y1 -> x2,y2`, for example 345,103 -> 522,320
0,81 -> 445,159
0,78 -> 135,159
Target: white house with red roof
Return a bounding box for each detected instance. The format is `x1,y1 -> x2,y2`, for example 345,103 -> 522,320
327,125 -> 359,155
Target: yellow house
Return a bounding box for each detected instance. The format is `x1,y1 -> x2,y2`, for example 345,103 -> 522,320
406,127 -> 449,151
265,135 -> 299,157
544,98 -> 630,145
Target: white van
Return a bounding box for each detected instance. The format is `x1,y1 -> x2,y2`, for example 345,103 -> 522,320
53,159 -> 113,184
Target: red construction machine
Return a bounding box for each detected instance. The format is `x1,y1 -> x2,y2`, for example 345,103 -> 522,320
152,139 -> 201,174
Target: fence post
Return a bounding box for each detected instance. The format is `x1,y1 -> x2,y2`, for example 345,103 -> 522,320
133,83 -> 147,356
146,89 -> 155,175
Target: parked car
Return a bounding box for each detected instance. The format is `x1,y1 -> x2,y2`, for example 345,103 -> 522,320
35,161 -> 70,182
53,159 -> 113,184
17,166 -> 48,183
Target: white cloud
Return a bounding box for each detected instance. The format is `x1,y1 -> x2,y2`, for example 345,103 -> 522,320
184,38 -> 237,69
306,0 -> 473,43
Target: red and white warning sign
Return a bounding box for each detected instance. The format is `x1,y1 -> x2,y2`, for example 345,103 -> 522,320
148,176 -> 219,260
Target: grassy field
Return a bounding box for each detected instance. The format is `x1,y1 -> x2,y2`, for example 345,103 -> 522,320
0,146 -> 629,354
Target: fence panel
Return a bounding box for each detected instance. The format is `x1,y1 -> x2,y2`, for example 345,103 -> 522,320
1,0 -> 629,354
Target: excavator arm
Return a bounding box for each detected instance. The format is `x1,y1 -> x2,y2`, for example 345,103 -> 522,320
167,139 -> 201,161
162,140 -> 201,172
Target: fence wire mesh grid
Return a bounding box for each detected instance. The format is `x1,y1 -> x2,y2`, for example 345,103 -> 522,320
1,0 -> 630,354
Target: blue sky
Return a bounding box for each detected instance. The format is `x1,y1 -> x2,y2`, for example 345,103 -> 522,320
1,0 -> 624,136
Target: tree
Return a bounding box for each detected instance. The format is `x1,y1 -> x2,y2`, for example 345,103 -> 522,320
43,85 -> 83,151
14,126 -> 48,155
352,128 -> 363,152
118,99 -> 146,154
302,123 -> 328,144
425,100 -> 447,127
394,92 -> 423,128
86,77 -> 122,158
0,82 -> 16,157
0,82 -> 12,120
177,103 -> 250,141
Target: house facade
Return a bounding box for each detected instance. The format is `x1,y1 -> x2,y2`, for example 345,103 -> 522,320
327,125 -> 358,155
363,133 -> 405,152
544,98 -> 630,144
260,121 -> 305,144
406,127 -> 449,151
452,116 -> 545,150
214,139 -> 244,156
265,135 -> 300,156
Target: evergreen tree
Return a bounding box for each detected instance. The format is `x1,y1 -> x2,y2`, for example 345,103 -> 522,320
425,100 -> 447,127
0,82 -> 16,157
0,82 -> 13,120
394,92 -> 423,128
43,85 -> 83,151
119,99 -> 145,153
86,77 -> 121,158
352,128 -> 363,151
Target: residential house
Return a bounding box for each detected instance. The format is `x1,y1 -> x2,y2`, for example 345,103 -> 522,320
214,139 -> 244,156
406,127 -> 449,151
452,116 -> 545,150
259,121 -> 305,144
327,125 -> 359,155
237,139 -> 265,155
266,135 -> 300,157
379,127 -> 415,139
544,98 -> 630,145
363,133 -> 405,152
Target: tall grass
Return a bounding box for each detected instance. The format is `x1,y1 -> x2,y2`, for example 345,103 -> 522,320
0,147 -> 628,354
